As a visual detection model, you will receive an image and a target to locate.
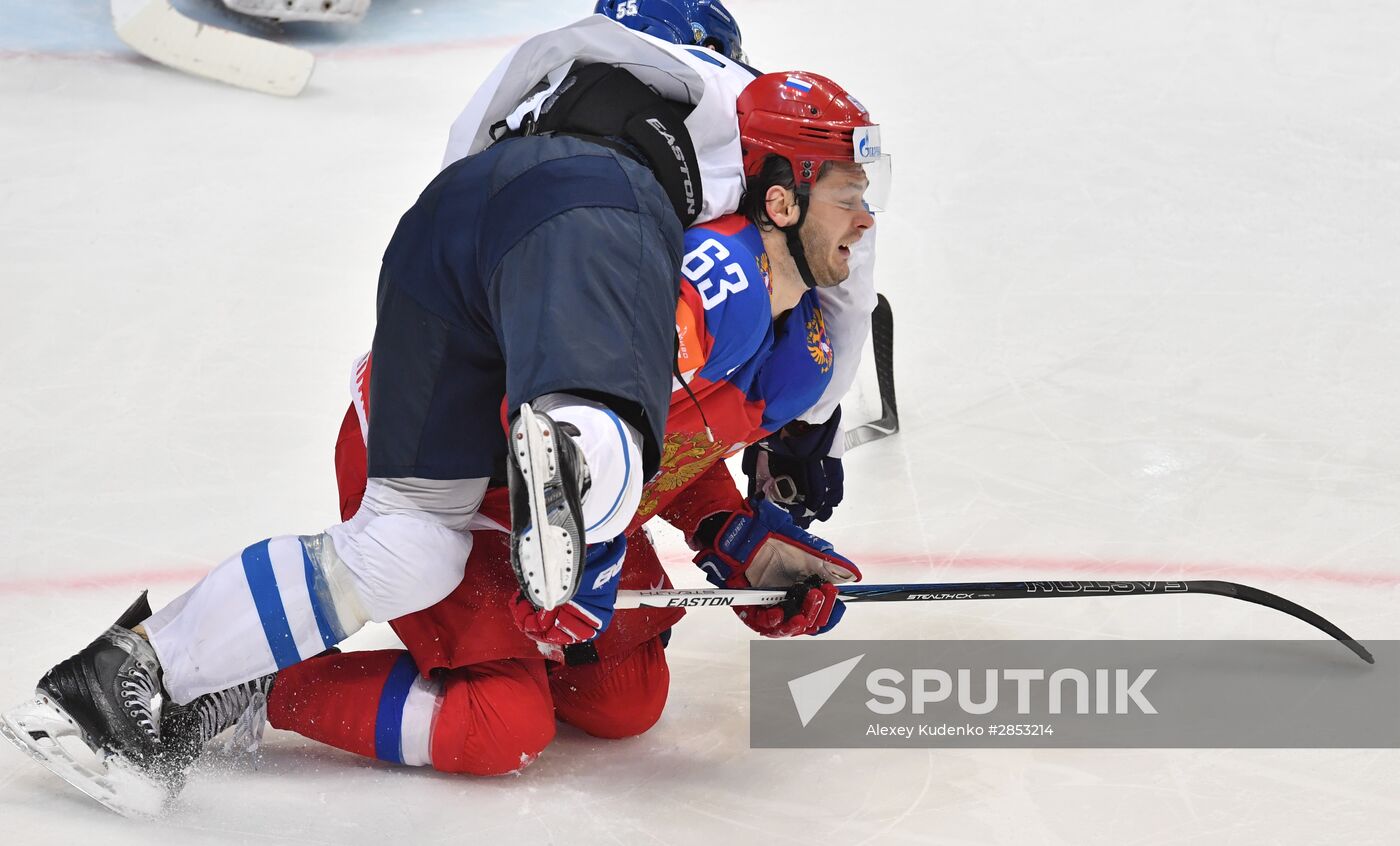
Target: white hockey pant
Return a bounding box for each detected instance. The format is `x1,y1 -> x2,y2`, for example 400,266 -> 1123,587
145,477 -> 487,704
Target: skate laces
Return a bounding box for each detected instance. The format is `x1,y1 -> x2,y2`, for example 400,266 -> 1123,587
188,677 -> 273,747
539,422 -> 590,529
555,421 -> 592,497
224,690 -> 269,755
119,670 -> 163,744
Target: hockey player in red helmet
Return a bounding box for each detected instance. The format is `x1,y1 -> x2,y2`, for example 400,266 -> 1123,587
736,71 -> 890,290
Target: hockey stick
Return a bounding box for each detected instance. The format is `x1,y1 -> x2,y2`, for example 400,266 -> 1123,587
844,292 -> 898,451
616,580 -> 1373,664
112,0 -> 314,97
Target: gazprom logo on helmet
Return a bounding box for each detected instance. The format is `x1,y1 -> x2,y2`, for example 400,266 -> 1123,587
853,125 -> 882,163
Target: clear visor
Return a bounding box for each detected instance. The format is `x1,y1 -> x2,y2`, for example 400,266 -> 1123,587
861,154 -> 892,213
807,155 -> 893,215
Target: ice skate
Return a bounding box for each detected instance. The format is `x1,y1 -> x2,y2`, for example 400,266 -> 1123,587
508,402 -> 591,610
161,671 -> 276,774
0,592 -> 175,818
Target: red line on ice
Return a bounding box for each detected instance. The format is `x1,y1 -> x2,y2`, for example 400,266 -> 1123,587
0,567 -> 213,595
0,34 -> 527,63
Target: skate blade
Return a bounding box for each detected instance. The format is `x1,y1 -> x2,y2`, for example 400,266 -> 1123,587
512,404 -> 582,610
1,693 -> 171,819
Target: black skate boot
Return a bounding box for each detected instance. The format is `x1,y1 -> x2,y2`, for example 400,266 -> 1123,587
160,671 -> 276,777
508,402 -> 591,610
0,592 -> 175,818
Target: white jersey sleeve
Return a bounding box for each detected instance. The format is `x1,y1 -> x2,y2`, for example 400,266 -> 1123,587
803,223 -> 879,424
442,15 -> 752,224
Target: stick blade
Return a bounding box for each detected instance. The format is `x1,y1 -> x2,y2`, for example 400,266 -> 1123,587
113,0 -> 314,97
843,417 -> 897,450
1188,580 -> 1375,664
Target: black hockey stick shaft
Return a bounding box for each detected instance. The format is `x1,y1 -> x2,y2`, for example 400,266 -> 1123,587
616,579 -> 1373,664
844,293 -> 899,450
848,580 -> 1372,663
870,292 -> 897,425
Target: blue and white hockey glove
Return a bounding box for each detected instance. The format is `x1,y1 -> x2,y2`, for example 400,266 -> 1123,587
692,498 -> 861,637
513,536 -> 625,646
743,407 -> 845,528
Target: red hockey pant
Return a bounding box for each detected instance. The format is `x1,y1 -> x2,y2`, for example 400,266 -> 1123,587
267,635 -> 670,776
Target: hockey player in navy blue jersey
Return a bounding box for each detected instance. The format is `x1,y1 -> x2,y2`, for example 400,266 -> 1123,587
0,26 -> 746,821
0,6 -> 890,816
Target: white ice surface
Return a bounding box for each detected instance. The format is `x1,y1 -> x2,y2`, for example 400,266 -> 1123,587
2,1 -> 1398,843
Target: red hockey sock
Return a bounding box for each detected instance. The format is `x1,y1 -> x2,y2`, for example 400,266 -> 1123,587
269,648 -> 452,766
270,650 -> 560,775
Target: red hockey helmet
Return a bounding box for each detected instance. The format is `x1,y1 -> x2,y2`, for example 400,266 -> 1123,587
736,71 -> 890,210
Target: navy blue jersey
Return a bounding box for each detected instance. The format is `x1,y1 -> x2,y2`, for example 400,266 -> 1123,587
368,134 -> 683,481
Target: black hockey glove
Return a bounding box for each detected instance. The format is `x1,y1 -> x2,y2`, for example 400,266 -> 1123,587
742,407 -> 844,529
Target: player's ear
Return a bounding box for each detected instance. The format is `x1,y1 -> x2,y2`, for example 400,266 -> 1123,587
764,185 -> 799,228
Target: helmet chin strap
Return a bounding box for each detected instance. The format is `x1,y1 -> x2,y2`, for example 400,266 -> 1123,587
778,188 -> 819,289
